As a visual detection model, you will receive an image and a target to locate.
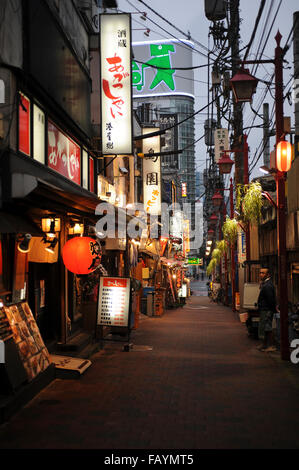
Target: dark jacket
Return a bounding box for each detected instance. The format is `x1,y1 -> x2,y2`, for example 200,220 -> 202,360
257,278 -> 277,313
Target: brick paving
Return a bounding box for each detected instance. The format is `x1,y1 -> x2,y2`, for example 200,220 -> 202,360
0,280 -> 299,449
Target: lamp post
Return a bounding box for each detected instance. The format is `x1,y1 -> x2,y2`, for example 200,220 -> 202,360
230,32 -> 290,360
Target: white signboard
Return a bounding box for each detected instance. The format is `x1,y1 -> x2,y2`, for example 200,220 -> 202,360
214,128 -> 229,163
142,128 -> 161,215
100,14 -> 133,155
97,277 -> 131,327
132,39 -> 194,98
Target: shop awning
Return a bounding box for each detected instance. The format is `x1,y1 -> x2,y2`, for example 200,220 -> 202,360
0,211 -> 43,235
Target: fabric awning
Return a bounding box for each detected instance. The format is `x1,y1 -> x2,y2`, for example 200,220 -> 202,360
0,211 -> 43,235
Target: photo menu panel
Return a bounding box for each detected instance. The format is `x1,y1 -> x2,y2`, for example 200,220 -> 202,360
3,302 -> 51,382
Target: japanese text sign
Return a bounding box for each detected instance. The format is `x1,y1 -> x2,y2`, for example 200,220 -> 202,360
97,277 -> 131,327
214,128 -> 229,163
100,14 -> 133,155
142,128 -> 161,215
48,121 -> 81,185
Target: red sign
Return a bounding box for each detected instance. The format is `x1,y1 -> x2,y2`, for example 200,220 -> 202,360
19,94 -> 30,156
103,278 -> 127,288
47,121 -> 81,185
97,277 -> 131,327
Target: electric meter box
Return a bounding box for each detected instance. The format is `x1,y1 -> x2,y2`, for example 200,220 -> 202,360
243,283 -> 260,310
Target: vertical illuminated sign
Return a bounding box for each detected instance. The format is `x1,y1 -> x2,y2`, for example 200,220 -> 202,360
182,182 -> 187,197
19,93 -> 30,156
100,14 -> 133,155
142,128 -> 161,215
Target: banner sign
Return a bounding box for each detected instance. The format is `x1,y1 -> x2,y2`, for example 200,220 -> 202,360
214,128 -> 229,163
100,14 -> 133,155
97,277 -> 131,327
48,121 -> 81,185
142,128 -> 161,215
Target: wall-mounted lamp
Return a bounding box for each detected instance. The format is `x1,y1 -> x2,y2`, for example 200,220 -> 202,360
68,223 -> 84,236
17,234 -> 32,253
41,217 -> 61,238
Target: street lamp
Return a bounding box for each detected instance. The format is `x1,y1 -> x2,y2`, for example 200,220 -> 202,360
209,213 -> 218,226
212,190 -> 224,207
230,31 -> 290,361
217,151 -> 234,174
230,68 -> 259,103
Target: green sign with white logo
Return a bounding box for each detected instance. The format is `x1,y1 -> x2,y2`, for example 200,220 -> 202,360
132,40 -> 194,98
188,258 -> 202,265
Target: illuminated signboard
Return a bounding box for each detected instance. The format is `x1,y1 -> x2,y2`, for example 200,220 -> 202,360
132,39 -> 194,98
100,14 -> 133,155
48,121 -> 81,185
97,277 -> 131,327
187,257 -> 201,265
182,182 -> 187,197
142,128 -> 161,215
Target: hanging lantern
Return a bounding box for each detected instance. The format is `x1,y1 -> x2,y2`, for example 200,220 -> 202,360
62,237 -> 102,275
276,140 -> 292,172
212,190 -> 223,207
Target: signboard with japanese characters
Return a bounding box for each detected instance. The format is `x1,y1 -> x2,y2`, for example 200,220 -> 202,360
48,121 -> 81,185
214,128 -> 229,163
97,277 -> 131,327
182,182 -> 187,197
142,128 -> 161,215
100,14 -> 133,155
237,226 -> 246,263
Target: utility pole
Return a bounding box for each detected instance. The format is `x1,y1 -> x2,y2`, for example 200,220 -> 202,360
229,0 -> 244,186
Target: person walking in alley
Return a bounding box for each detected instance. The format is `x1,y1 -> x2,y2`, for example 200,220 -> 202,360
257,268 -> 277,352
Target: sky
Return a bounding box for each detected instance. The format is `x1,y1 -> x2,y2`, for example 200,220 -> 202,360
115,0 -> 299,182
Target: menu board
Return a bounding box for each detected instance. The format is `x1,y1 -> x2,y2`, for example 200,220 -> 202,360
97,277 -> 131,328
3,302 -> 51,382
0,302 -> 13,342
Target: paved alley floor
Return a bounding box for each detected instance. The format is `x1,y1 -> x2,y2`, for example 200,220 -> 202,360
1,279 -> 299,449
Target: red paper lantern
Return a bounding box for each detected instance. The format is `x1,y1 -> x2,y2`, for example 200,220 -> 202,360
62,237 -> 102,275
276,140 -> 292,172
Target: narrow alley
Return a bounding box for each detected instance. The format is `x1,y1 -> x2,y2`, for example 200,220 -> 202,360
1,280 -> 299,450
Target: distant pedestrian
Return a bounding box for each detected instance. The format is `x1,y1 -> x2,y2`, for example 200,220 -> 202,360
257,267 -> 277,352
